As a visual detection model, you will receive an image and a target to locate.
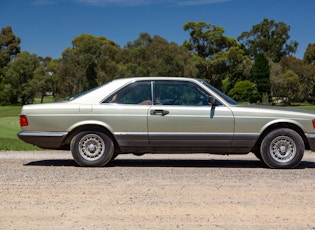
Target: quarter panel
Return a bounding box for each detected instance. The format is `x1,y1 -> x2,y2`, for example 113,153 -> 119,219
92,104 -> 151,147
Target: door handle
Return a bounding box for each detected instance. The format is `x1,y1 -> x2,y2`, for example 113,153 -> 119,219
150,109 -> 169,116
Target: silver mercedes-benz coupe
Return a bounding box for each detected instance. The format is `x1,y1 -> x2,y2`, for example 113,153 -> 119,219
18,77 -> 315,168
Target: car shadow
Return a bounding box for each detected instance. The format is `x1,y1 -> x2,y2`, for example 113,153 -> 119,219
24,158 -> 315,169
24,159 -> 76,167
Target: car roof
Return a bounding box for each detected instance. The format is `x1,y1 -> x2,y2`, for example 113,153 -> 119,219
69,77 -> 201,104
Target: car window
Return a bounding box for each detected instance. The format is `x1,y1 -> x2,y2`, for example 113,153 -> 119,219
154,81 -> 211,106
68,85 -> 103,101
199,79 -> 237,105
103,81 -> 152,105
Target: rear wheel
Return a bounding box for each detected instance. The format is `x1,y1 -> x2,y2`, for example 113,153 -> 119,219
260,128 -> 304,169
71,131 -> 114,167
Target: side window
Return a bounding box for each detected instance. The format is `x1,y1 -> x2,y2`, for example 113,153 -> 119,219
103,81 -> 152,105
154,81 -> 210,106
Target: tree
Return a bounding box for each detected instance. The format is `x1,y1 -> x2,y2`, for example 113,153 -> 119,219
283,70 -> 300,104
123,33 -> 196,78
304,43 -> 315,65
55,34 -> 120,99
96,38 -> 123,84
271,69 -> 300,105
183,21 -> 250,89
55,47 -> 87,99
183,21 -> 236,59
219,46 -> 252,92
250,53 -> 271,102
45,58 -> 59,100
228,80 -> 256,102
280,56 -> 315,102
238,18 -> 298,62
2,51 -> 39,104
31,57 -> 54,103
0,26 -> 21,104
0,26 -> 20,69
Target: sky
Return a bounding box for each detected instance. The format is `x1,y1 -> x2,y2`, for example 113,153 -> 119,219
1,0 -> 314,59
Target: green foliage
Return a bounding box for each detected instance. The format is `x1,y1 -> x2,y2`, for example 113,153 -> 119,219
238,18 -> 298,62
0,19 -> 314,106
183,21 -> 236,59
0,106 -> 40,150
218,46 -> 252,90
228,80 -> 256,102
124,33 -> 197,78
2,51 -> 39,104
250,53 -> 271,102
0,27 -> 21,105
55,34 -> 122,99
0,26 -> 20,69
32,57 -> 54,103
304,43 -> 315,65
280,56 -> 315,102
271,69 -> 300,105
283,70 -> 300,103
251,53 -> 270,79
183,21 -> 249,89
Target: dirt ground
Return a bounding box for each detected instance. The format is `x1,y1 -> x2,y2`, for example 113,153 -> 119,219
1,150 -> 315,230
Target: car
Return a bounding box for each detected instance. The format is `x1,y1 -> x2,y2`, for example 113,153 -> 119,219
18,77 -> 315,168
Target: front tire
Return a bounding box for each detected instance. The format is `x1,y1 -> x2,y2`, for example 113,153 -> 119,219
260,128 -> 304,169
71,131 -> 114,167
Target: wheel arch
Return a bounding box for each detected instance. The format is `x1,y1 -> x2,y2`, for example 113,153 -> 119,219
64,124 -> 121,153
252,122 -> 309,152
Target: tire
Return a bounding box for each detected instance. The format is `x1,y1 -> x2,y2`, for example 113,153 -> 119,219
253,151 -> 262,161
70,131 -> 114,167
110,153 -> 119,161
260,128 -> 304,169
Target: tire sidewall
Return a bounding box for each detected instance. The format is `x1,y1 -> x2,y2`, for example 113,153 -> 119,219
260,128 -> 304,169
71,131 -> 114,167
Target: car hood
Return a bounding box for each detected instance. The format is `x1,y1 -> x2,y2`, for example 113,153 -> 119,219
230,104 -> 315,118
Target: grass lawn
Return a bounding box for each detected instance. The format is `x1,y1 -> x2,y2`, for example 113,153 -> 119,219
291,105 -> 315,112
0,106 -> 41,150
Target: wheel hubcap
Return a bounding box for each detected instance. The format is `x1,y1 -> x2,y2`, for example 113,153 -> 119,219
270,136 -> 296,163
279,145 -> 287,153
79,134 -> 105,161
88,143 -> 96,152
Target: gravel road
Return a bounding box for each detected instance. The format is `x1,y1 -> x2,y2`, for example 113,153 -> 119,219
1,150 -> 315,229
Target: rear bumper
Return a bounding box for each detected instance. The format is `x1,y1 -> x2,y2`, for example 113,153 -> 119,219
17,131 -> 68,149
305,133 -> 315,152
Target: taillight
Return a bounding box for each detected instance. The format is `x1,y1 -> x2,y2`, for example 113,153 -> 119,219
313,119 -> 315,129
19,115 -> 28,127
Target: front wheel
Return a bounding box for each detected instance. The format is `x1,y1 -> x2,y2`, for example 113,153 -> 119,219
260,128 -> 304,169
71,131 -> 114,167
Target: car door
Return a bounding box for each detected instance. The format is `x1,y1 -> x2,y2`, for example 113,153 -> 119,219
148,80 -> 235,153
100,80 -> 152,150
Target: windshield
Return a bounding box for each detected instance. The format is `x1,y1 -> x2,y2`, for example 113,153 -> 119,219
199,79 -> 238,105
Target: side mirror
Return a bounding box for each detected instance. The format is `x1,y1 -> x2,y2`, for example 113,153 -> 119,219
208,96 -> 216,106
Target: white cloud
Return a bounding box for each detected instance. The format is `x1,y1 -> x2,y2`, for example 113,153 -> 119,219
75,0 -> 230,7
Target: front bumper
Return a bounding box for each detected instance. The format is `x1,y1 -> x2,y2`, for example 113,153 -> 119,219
17,131 -> 68,149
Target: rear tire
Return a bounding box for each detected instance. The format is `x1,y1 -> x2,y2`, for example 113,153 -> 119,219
260,128 -> 304,169
71,131 -> 114,167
